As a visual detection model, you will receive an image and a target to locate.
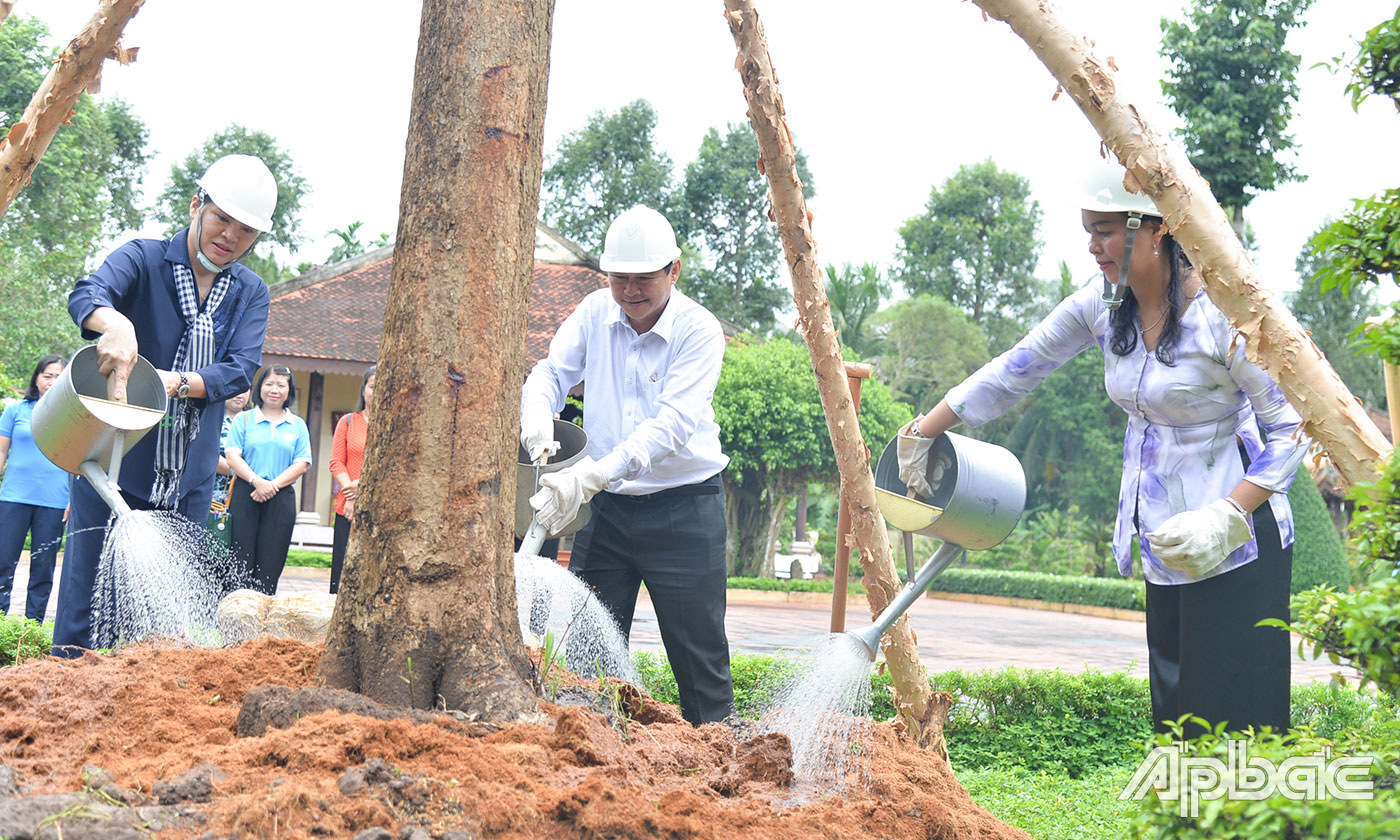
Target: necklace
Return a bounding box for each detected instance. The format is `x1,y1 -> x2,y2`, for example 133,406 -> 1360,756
1139,308 -> 1167,335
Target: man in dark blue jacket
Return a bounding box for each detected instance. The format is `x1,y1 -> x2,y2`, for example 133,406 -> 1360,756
53,154 -> 277,653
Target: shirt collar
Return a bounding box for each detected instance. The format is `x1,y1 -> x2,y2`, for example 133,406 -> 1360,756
605,287 -> 689,341
251,405 -> 292,427
164,227 -> 196,271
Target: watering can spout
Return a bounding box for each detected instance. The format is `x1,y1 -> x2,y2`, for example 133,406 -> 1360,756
78,459 -> 133,519
844,540 -> 963,663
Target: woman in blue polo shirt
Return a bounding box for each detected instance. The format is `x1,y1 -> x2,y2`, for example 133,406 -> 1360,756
0,354 -> 71,620
225,365 -> 312,594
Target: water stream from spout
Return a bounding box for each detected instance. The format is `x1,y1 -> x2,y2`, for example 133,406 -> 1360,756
513,552 -> 640,685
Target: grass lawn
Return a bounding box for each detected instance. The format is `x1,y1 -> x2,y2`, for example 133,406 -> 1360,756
956,765 -> 1139,839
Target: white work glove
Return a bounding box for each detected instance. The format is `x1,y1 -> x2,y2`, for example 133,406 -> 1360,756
520,408 -> 559,464
1146,498 -> 1253,577
897,419 -> 937,499
529,456 -> 607,536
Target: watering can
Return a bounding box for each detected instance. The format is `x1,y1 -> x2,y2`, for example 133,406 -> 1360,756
515,418 -> 592,556
847,431 -> 1026,660
30,345 -> 168,518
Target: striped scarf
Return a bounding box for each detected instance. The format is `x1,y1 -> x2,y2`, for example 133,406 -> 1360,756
151,263 -> 232,508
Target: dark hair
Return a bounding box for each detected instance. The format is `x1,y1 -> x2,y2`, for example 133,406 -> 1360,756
356,364 -> 377,412
24,354 -> 66,401
1107,231 -> 1190,364
252,365 -> 297,409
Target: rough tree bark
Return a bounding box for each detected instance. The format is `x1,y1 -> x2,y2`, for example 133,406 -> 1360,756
723,0 -> 952,752
969,0 -> 1392,486
319,0 -> 555,721
0,0 -> 141,218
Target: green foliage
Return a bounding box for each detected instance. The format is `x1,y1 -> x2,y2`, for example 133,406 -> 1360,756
894,160 -> 1043,351
676,123 -> 814,334
714,336 -> 909,575
0,15 -> 150,384
0,614 -> 52,667
325,220 -> 390,265
726,576 -> 866,594
1310,190 -> 1400,297
1287,463 -> 1351,595
973,507 -> 1112,577
153,125 -> 309,281
932,567 -> 1147,611
540,99 -> 675,250
1284,577 -> 1400,699
1343,450 -> 1400,580
823,263 -> 889,359
1159,0 -> 1316,223
1130,719 -> 1400,839
284,549 -> 332,568
872,294 -> 990,414
958,765 -> 1138,840
1290,681 -> 1400,741
1287,231 -> 1385,406
1338,5 -> 1400,111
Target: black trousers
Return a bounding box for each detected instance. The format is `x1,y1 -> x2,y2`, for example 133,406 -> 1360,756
229,480 -> 297,595
331,513 -> 351,594
568,475 -> 734,725
1145,501 -> 1292,738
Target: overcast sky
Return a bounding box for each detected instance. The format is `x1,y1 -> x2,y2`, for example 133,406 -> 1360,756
23,0 -> 1400,306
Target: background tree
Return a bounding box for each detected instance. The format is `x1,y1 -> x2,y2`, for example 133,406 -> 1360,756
318,0 -> 552,720
894,159 -> 1043,352
1287,231 -> 1384,408
154,125 -> 308,283
540,99 -> 674,251
714,336 -> 907,576
678,122 -> 815,333
325,220 -> 392,264
824,262 -> 889,359
0,15 -> 148,385
872,294 -> 991,415
1160,0 -> 1316,234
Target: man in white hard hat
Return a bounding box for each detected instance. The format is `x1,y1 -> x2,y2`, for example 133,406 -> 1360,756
53,154 -> 277,654
521,205 -> 734,725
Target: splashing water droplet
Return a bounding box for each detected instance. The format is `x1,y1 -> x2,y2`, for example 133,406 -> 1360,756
91,510 -> 249,648
513,553 -> 640,685
761,633 -> 875,796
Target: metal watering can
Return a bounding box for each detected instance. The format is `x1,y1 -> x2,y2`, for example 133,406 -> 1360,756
30,345 -> 168,518
515,418 -> 591,556
847,430 -> 1026,659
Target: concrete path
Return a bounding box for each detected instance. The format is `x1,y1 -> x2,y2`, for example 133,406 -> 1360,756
6,555 -> 1348,682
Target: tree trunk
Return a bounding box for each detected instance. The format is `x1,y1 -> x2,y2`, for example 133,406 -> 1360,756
969,0 -> 1392,486
722,0 -> 949,749
727,471 -> 773,577
759,492 -> 790,578
0,2 -> 15,27
0,0 -> 141,218
319,0 -> 554,722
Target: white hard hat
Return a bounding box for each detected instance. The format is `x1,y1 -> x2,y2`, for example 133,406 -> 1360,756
196,154 -> 277,232
1080,164 -> 1162,218
599,205 -> 681,273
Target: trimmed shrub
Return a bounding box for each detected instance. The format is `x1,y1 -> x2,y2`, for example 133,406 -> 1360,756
1287,464 -> 1350,594
931,568 -> 1146,612
0,614 -> 52,667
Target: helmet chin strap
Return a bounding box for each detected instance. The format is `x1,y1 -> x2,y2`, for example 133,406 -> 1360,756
1101,212 -> 1144,310
194,194 -> 259,273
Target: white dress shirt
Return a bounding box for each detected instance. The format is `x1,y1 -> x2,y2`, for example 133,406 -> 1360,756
522,287 -> 729,495
945,279 -> 1309,585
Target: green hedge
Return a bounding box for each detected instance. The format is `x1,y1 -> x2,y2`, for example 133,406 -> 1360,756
0,615 -> 52,666
1287,463 -> 1351,594
726,575 -> 864,594
931,568 -> 1146,611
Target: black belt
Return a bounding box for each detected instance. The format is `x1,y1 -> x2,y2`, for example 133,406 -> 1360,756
601,473 -> 722,503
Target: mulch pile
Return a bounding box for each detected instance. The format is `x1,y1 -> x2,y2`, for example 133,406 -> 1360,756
0,638 -> 1028,839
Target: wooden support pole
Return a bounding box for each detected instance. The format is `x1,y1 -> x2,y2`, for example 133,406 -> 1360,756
968,0 -> 1391,487
723,0 -> 951,753
830,361 -> 871,634
0,2 -> 16,28
0,0 -> 143,219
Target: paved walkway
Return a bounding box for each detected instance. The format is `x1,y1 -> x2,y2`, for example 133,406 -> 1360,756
6,555 -> 1347,682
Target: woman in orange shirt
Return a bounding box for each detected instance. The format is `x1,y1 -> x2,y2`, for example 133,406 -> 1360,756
329,365 -> 375,594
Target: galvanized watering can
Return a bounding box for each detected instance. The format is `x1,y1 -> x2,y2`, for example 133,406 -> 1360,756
515,418 -> 591,555
30,344 -> 168,518
848,431 -> 1026,659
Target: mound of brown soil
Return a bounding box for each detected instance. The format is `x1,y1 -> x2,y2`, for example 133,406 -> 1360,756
0,639 -> 1028,839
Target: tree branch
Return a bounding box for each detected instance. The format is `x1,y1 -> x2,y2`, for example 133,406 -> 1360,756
0,0 -> 143,218
968,0 -> 1391,486
722,0 -> 949,752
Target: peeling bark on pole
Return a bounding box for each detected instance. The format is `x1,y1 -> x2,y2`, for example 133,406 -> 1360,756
723,0 -> 951,752
969,0 -> 1391,486
0,0 -> 142,219
319,0 -> 554,722
0,2 -> 16,28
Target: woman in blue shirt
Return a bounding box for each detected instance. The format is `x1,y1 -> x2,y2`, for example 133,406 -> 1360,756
0,355 -> 71,620
224,366 -> 312,594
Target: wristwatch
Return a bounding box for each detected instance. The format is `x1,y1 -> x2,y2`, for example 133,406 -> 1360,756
176,372 -> 190,399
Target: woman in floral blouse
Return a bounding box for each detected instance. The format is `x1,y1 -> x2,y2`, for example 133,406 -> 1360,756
898,162 -> 1308,737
